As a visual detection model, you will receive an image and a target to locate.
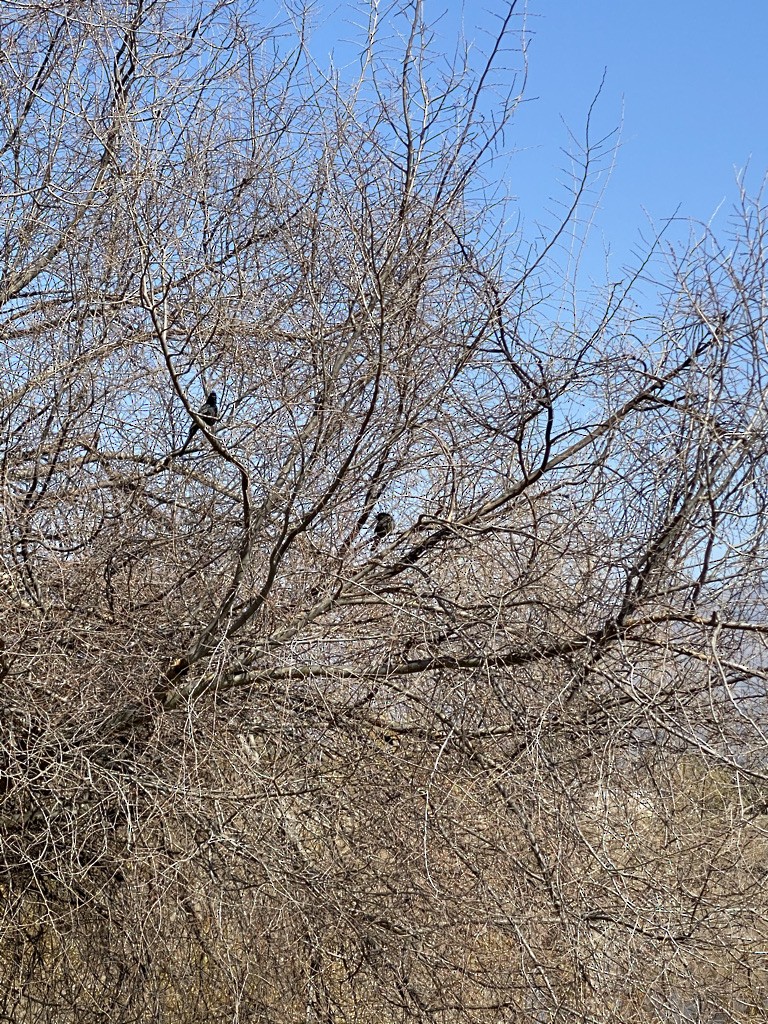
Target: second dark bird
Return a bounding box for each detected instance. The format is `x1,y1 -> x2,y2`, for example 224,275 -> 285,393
186,391 -> 219,444
372,511 -> 394,548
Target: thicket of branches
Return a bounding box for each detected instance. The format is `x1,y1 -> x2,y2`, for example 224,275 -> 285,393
1,1 -> 768,1021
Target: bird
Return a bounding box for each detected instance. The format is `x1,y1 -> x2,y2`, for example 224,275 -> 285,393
372,511 -> 394,548
185,391 -> 218,444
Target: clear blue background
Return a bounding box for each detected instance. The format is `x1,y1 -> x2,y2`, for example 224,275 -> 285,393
301,0 -> 768,285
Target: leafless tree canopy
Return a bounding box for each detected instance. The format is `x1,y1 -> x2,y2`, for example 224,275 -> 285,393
1,1 -> 768,1021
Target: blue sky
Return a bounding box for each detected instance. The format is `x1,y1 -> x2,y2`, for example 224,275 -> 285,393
301,0 -> 768,287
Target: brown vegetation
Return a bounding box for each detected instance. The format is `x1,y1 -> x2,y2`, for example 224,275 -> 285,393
1,1 -> 768,1020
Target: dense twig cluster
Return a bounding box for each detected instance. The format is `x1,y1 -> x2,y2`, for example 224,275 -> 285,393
1,1 -> 767,1021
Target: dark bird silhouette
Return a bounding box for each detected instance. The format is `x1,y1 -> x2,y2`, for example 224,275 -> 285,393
186,391 -> 218,444
372,511 -> 394,548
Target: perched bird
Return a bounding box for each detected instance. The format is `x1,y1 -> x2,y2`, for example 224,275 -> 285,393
186,391 -> 219,444
372,511 -> 394,548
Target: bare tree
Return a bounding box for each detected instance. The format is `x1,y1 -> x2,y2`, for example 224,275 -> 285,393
1,1 -> 768,1021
